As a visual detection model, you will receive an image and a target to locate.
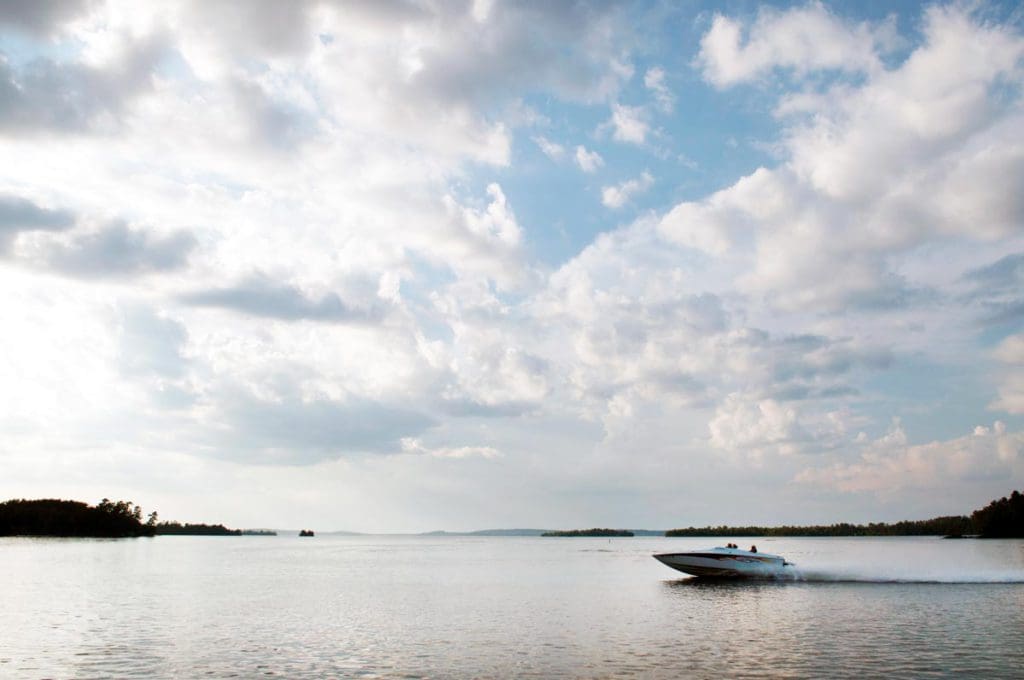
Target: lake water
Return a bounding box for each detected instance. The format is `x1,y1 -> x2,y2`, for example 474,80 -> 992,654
2,535 -> 1023,678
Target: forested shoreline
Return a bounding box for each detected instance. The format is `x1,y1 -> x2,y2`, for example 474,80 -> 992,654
3,490 -> 1021,539
542,528 -> 634,537
666,490 -> 1024,538
0,499 -> 243,537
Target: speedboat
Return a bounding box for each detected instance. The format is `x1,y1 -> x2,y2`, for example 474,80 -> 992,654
653,545 -> 795,578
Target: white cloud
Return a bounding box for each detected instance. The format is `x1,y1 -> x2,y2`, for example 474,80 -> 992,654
401,437 -> 501,459
708,394 -> 799,455
575,145 -> 604,173
991,333 -> 1024,414
644,66 -> 673,112
660,5 -> 1024,313
438,183 -> 526,288
795,420 -> 1023,493
608,103 -> 649,145
993,334 -> 1024,364
601,171 -> 653,209
657,166 -> 782,256
533,135 -> 565,160
697,1 -> 893,88
1,3 -> 1023,528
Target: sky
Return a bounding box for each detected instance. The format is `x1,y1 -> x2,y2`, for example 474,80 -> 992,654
1,0 -> 1023,532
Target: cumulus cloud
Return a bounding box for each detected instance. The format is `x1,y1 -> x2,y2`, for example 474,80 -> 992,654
438,183 -> 526,287
42,221 -> 196,278
400,437 -> 501,459
0,32 -> 169,134
655,5 -> 1024,312
697,1 -> 893,88
709,394 -> 800,454
433,293 -> 552,413
990,333 -> 1024,414
0,0 -> 96,37
601,171 -> 653,208
795,420 -> 1023,493
656,167 -> 778,255
0,194 -> 74,252
575,145 -> 604,173
400,2 -> 633,107
533,218 -> 873,422
182,273 -> 383,323
2,2 -> 1024,526
608,102 -> 649,144
644,66 -> 673,112
533,135 -> 565,160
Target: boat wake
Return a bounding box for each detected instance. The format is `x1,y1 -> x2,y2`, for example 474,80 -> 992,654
671,570 -> 1024,585
674,568 -> 1024,584
789,568 -> 1024,584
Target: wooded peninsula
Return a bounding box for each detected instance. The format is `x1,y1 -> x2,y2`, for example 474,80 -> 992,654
0,498 -> 244,537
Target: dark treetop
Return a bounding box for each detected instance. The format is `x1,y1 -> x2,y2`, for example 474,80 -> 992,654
0,498 -> 155,537
971,490 -> 1024,538
0,498 -> 245,537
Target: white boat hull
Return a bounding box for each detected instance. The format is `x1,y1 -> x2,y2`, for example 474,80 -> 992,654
654,548 -> 794,578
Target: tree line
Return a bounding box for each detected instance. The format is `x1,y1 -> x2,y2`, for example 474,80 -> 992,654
666,490 -> 1024,538
0,498 -> 156,537
542,528 -> 635,537
0,498 -> 242,537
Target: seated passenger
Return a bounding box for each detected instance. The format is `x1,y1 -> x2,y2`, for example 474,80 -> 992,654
750,545 -> 757,553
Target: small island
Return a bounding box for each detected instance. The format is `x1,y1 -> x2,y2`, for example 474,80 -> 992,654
299,529 -> 315,537
155,521 -> 241,536
542,528 -> 634,537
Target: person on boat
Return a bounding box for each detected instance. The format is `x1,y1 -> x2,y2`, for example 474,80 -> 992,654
749,545 -> 757,553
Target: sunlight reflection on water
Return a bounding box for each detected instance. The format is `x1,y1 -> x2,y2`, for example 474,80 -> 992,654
1,536 -> 1023,678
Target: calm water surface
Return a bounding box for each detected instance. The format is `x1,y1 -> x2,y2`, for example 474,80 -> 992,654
2,536 -> 1023,678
